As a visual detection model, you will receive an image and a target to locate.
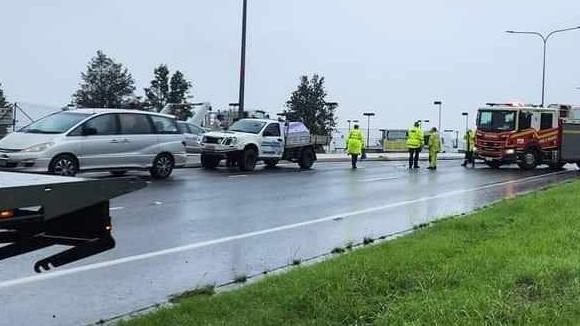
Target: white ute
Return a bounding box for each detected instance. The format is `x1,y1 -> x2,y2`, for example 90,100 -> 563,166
200,119 -> 322,171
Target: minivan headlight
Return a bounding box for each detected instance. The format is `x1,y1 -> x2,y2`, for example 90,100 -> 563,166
21,142 -> 55,153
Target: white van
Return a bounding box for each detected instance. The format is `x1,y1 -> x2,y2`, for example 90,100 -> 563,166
0,109 -> 186,179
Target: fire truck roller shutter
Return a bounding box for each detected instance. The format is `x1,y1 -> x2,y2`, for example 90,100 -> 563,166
561,121 -> 580,162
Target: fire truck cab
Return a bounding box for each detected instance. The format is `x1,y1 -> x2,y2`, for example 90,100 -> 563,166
475,103 -> 580,170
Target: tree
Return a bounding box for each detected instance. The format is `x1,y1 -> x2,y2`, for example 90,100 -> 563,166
144,64 -> 170,112
0,83 -> 7,108
168,70 -> 191,105
285,74 -> 337,136
73,50 -> 135,108
144,66 -> 192,112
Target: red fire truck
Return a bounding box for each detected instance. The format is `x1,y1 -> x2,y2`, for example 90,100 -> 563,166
475,103 -> 580,170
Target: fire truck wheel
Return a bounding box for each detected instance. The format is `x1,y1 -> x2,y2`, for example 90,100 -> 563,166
518,149 -> 538,170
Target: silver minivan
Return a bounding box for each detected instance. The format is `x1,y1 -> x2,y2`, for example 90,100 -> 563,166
0,109 -> 186,179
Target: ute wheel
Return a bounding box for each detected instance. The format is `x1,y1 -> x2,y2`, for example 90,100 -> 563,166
201,154 -> 221,169
264,159 -> 279,168
485,161 -> 502,169
239,147 -> 258,171
517,149 -> 538,170
49,154 -> 79,177
150,153 -> 174,179
298,147 -> 315,169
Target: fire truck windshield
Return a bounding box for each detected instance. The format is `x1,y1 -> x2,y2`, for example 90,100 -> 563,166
477,110 -> 516,132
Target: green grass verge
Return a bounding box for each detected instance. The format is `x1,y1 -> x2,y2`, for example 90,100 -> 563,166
123,180 -> 580,325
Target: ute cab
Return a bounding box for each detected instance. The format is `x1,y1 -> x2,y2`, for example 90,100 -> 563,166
475,103 -> 579,170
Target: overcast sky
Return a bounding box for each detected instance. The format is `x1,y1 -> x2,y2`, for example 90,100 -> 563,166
1,0 -> 580,130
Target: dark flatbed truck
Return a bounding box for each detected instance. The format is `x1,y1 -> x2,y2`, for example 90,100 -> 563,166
0,172 -> 145,272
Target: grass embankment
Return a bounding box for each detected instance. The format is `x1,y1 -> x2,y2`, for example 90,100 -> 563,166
125,180 -> 580,325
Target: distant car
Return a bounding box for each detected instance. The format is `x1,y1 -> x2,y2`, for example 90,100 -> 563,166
0,109 -> 187,179
177,121 -> 204,153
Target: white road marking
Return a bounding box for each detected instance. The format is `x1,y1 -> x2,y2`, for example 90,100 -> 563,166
110,207 -> 124,211
359,177 -> 399,182
228,175 -> 248,178
0,170 -> 571,289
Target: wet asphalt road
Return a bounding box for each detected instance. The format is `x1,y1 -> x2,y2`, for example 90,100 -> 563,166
0,160 -> 578,325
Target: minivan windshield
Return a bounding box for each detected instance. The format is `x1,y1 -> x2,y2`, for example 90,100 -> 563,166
21,111 -> 91,134
228,120 -> 266,134
477,110 -> 516,132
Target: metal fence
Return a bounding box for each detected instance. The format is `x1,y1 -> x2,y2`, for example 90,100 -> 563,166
329,127 -> 467,153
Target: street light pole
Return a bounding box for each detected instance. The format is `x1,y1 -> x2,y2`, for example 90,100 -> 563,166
506,26 -> 580,107
379,128 -> 386,153
238,0 -> 248,117
433,101 -> 442,132
347,119 -> 359,131
363,112 -> 375,149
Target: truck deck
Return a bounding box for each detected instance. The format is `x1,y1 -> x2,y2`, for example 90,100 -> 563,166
0,172 -> 145,272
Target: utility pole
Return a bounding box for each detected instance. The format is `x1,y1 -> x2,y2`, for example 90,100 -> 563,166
238,0 -> 248,116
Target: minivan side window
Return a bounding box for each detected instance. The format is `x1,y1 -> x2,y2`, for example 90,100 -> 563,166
119,113 -> 154,134
263,123 -> 281,137
151,116 -> 179,134
540,113 -> 553,130
69,114 -> 118,136
177,122 -> 189,134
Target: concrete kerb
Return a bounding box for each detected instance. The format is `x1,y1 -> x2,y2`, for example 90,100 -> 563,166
316,153 -> 464,163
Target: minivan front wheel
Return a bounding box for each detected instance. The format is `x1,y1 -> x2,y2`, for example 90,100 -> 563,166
49,154 -> 79,177
150,154 -> 174,179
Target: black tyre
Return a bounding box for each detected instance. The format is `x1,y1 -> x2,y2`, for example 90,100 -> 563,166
264,159 -> 279,168
110,170 -> 128,176
517,149 -> 538,170
201,154 -> 221,169
298,147 -> 315,169
150,153 -> 174,179
239,147 -> 258,171
49,154 -> 79,177
485,161 -> 502,169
